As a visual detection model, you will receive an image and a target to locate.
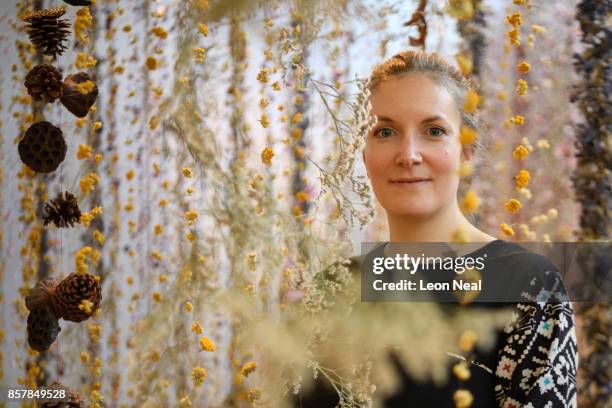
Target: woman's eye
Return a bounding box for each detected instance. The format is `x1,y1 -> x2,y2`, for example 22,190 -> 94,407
374,128 -> 395,138
427,127 -> 446,137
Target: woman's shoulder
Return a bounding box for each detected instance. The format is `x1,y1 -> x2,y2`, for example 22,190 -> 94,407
483,240 -> 570,302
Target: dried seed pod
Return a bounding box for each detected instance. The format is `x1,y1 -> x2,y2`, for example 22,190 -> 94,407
60,72 -> 98,118
43,191 -> 82,228
22,8 -> 71,58
27,306 -> 61,352
62,0 -> 92,5
53,272 -> 102,322
41,381 -> 83,407
25,64 -> 63,103
25,278 -> 60,317
18,121 -> 67,173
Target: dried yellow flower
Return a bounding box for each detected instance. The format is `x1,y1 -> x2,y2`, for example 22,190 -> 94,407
261,147 -> 274,165
259,113 -> 270,128
75,52 -> 97,69
149,115 -> 159,130
514,170 -> 531,189
506,11 -> 522,27
192,367 -> 206,386
536,139 -> 550,149
80,351 -> 90,363
247,387 -> 261,402
516,79 -> 528,96
452,362 -> 471,381
76,80 -> 96,95
295,191 -> 309,202
517,61 -> 531,73
93,230 -> 105,245
77,144 -> 93,160
179,396 -> 192,408
151,251 -> 163,262
198,22 -> 208,36
463,90 -> 480,113
241,361 -> 257,377
509,115 -> 525,126
458,330 -> 477,352
456,162 -> 474,177
507,27 -> 520,46
504,198 -> 522,213
460,126 -> 477,145
460,190 -> 479,213
199,337 -> 215,352
185,210 -> 199,225
453,389 -> 474,408
513,145 -> 529,159
256,69 -> 270,83
151,26 -> 168,39
191,322 -> 203,334
74,7 -> 93,44
455,52 -> 473,76
146,56 -> 158,70
78,299 -> 94,315
292,112 -> 302,125
80,173 -> 100,194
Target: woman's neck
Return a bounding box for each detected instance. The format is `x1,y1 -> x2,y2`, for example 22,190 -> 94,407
387,203 -> 491,243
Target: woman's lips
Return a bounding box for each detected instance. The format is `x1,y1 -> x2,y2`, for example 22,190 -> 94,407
389,178 -> 432,188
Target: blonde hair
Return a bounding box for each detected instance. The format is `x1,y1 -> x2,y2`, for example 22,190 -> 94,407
368,50 -> 482,133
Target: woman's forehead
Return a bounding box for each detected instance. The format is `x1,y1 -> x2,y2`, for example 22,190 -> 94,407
370,75 -> 461,125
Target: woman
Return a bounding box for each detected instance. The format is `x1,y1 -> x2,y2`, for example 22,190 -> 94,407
294,51 -> 578,407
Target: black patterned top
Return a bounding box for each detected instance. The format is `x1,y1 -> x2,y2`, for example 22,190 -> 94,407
292,240 -> 578,408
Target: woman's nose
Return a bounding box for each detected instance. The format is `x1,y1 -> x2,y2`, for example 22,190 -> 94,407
396,134 -> 423,166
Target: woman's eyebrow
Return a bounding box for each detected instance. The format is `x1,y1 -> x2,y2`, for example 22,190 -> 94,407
421,115 -> 448,124
375,115 -> 395,123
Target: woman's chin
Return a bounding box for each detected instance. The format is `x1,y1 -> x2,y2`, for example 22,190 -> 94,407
387,205 -> 437,219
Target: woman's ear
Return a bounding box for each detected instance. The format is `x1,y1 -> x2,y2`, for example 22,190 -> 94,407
461,144 -> 474,163
362,149 -> 369,178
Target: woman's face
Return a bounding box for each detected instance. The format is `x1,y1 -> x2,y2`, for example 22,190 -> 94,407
363,73 -> 469,219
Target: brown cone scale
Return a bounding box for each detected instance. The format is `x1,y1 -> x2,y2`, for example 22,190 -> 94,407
25,64 -> 63,103
52,272 -> 101,322
22,8 -> 71,58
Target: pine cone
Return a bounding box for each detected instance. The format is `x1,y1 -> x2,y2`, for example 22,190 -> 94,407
62,0 -> 92,5
25,64 -> 63,103
18,121 -> 67,173
27,306 -> 61,352
25,278 -> 61,317
60,72 -> 98,118
41,381 -> 83,408
22,8 -> 71,58
53,273 -> 101,322
43,191 -> 82,228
